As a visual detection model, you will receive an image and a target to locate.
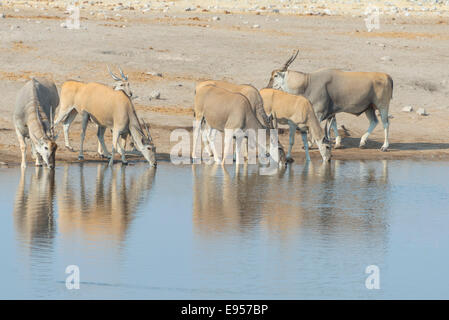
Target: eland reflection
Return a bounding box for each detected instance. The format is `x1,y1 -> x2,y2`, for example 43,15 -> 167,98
13,167 -> 57,291
57,164 -> 156,242
192,161 -> 391,244
13,167 -> 56,248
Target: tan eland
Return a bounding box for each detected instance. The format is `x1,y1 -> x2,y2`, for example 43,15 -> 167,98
193,85 -> 286,166
260,88 -> 331,162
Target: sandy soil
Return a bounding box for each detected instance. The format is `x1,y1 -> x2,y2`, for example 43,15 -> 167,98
0,0 -> 449,166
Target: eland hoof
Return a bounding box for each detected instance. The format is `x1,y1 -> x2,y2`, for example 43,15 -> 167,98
78,155 -> 84,161
359,144 -> 366,149
66,146 -> 75,152
286,157 -> 294,163
334,144 -> 343,149
380,147 -> 388,152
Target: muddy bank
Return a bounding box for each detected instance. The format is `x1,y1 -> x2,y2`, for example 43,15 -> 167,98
1,120 -> 449,168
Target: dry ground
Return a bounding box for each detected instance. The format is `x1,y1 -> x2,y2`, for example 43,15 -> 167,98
0,1 -> 449,166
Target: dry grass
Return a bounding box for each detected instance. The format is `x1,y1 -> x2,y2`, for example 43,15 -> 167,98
0,70 -> 53,81
128,70 -> 207,84
11,41 -> 36,52
348,31 -> 449,40
135,104 -> 194,115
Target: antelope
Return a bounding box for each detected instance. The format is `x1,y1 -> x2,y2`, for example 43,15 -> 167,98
54,66 -> 133,157
196,80 -> 272,127
267,50 -> 394,151
75,81 -> 156,166
193,84 -> 286,166
195,80 -> 272,158
13,78 -> 58,168
260,88 -> 331,162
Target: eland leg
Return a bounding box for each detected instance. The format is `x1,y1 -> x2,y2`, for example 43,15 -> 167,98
301,131 -> 311,162
78,112 -> 89,160
208,129 -> 222,163
234,134 -> 244,165
222,129 -> 234,165
247,130 -> 257,164
109,129 -> 120,167
242,137 -> 248,161
287,121 -> 296,162
359,107 -> 379,149
379,107 -> 390,152
62,109 -> 77,151
202,124 -> 213,157
96,126 -> 111,158
16,128 -> 27,168
192,119 -> 202,163
117,134 -> 128,165
330,117 -> 342,149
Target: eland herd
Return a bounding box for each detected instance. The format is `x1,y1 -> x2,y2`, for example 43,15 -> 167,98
13,50 -> 393,170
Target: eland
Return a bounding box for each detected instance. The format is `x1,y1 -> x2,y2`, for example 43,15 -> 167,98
193,84 -> 286,166
260,88 -> 331,162
267,50 -> 393,151
54,66 -> 132,156
195,80 -> 272,158
14,78 -> 58,168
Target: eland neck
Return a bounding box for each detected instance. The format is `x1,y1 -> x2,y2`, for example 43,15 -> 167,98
27,100 -> 51,143
286,70 -> 310,95
127,102 -> 149,150
307,112 -> 325,145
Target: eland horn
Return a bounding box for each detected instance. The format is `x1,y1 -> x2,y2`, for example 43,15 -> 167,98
281,49 -> 299,71
107,65 -> 122,81
118,66 -> 128,81
49,107 -> 55,139
324,118 -> 331,142
142,118 -> 152,140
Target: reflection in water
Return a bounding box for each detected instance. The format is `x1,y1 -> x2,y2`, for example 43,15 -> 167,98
10,160 -> 449,299
12,164 -> 155,296
13,167 -> 56,293
13,164 -> 156,246
57,164 -> 156,242
193,161 -> 391,242
13,167 -> 56,249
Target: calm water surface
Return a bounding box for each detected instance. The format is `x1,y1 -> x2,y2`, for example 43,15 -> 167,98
0,160 -> 448,299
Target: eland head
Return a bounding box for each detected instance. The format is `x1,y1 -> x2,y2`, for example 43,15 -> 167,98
108,65 -> 133,98
139,118 -> 157,167
267,50 -> 299,91
317,121 -> 332,162
33,106 -> 58,169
